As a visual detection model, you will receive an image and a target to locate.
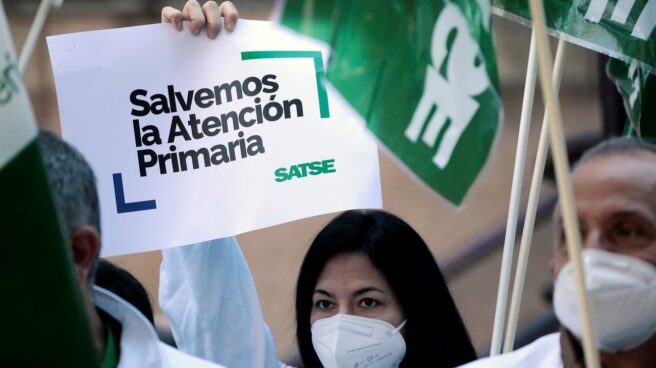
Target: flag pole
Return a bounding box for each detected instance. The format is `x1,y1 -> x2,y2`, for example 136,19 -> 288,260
18,0 -> 63,74
489,29 -> 538,356
527,0 -> 600,367
503,37 -> 567,353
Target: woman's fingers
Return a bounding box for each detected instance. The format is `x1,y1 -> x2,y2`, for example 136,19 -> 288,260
161,6 -> 184,31
162,1 -> 239,37
218,1 -> 239,32
183,0 -> 206,35
202,1 -> 222,38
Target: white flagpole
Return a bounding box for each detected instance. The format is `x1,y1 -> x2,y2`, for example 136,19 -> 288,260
527,0 -> 600,367
489,30 -> 538,356
503,37 -> 567,353
18,0 -> 63,74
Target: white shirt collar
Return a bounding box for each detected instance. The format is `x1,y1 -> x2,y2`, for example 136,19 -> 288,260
93,286 -> 167,368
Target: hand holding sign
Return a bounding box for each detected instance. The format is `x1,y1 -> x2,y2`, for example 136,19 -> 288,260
162,0 -> 238,37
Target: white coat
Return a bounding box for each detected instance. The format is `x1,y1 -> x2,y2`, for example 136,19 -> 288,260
159,237 -> 281,368
94,286 -> 226,368
458,333 -> 563,368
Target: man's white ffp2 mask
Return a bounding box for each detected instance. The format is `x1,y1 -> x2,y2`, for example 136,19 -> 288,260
554,248 -> 656,352
311,314 -> 407,368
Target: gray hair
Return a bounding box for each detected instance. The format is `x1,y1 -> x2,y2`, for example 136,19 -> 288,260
576,137 -> 656,168
38,131 -> 101,237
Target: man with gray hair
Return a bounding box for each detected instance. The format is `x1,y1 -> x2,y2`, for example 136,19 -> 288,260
40,130 -> 228,367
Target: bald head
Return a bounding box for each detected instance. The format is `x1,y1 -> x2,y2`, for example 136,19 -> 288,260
575,137 -> 656,169
551,138 -> 656,277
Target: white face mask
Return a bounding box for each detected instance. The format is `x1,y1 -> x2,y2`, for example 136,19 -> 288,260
311,314 -> 407,368
553,248 -> 656,352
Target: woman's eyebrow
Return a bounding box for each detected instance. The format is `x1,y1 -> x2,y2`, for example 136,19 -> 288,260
353,287 -> 385,297
313,289 -> 333,297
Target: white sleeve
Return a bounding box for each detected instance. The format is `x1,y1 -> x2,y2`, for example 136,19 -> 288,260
159,237 -> 281,368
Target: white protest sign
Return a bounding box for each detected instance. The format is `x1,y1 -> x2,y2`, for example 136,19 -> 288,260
47,20 -> 381,256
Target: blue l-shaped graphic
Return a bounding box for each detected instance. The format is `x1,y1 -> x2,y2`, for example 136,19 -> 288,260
112,173 -> 157,213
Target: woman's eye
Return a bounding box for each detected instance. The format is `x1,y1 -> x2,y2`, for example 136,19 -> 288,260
315,300 -> 334,310
359,298 -> 379,309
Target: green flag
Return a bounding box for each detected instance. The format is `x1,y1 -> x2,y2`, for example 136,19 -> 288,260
606,58 -> 656,141
0,4 -> 98,366
280,0 -> 341,44
493,0 -> 655,73
281,0 -> 502,205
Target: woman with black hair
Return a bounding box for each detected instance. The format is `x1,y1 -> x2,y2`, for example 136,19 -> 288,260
296,210 -> 477,368
161,208 -> 477,367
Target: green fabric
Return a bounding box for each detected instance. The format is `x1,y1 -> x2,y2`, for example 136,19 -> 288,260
280,0 -> 341,45
281,0 -> 502,205
0,140 -> 98,367
100,325 -> 119,368
0,4 -> 97,366
492,0 -> 655,73
606,58 -> 656,143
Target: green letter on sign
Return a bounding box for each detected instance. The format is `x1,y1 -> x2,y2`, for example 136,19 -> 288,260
275,159 -> 337,182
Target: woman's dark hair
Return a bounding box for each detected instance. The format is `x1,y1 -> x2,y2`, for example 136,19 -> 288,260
95,260 -> 155,325
295,210 -> 476,367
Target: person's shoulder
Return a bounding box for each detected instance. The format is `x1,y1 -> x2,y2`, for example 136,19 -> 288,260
158,342 -> 227,368
458,333 -> 563,368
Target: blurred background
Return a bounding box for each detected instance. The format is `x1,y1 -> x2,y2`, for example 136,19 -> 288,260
5,0 -> 623,364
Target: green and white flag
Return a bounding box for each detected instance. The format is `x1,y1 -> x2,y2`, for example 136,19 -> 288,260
493,0 -> 655,73
0,4 -> 97,366
280,0 -> 502,205
606,58 -> 656,141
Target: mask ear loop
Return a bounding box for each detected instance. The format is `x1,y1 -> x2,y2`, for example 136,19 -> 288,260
389,320 -> 407,336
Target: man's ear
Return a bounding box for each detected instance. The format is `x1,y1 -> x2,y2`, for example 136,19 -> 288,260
549,258 -> 556,279
69,225 -> 100,283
